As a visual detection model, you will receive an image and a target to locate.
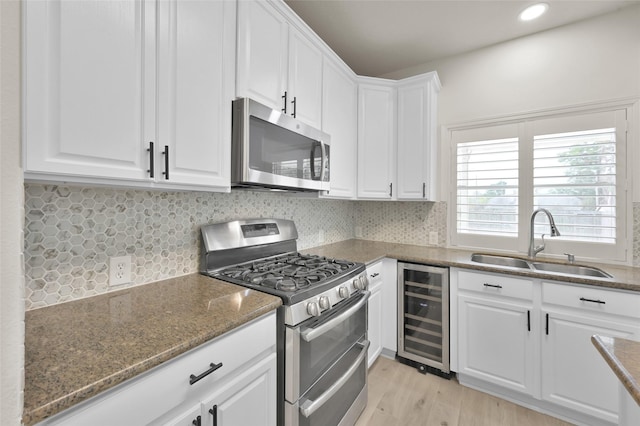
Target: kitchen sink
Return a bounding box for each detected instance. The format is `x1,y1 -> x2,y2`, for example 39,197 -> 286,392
530,262 -> 613,278
470,253 -> 614,279
470,253 -> 531,269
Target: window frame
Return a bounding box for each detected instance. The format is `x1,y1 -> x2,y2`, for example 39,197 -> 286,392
445,102 -> 634,264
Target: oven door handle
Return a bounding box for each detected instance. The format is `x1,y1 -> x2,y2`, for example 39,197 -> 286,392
299,340 -> 370,418
300,291 -> 370,342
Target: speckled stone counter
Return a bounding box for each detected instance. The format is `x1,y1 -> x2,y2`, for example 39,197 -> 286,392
592,335 -> 640,406
302,239 -> 640,292
23,274 -> 281,426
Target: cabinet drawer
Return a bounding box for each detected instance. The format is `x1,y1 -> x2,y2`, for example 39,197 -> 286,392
542,282 -> 640,319
458,270 -> 533,301
367,260 -> 383,287
41,312 -> 276,425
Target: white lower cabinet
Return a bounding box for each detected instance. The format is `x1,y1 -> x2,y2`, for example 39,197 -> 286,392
38,313 -> 277,426
160,353 -> 277,426
541,282 -> 640,424
366,258 -> 398,367
457,270 -> 535,395
453,268 -> 640,426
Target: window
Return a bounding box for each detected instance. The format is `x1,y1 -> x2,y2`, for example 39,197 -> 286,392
450,108 -> 629,262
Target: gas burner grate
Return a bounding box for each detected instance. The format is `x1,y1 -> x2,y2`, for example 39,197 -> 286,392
217,253 -> 357,292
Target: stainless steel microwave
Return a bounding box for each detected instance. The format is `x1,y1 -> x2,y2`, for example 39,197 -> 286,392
231,98 -> 330,192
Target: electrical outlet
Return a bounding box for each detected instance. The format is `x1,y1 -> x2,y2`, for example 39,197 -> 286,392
109,256 -> 131,286
318,229 -> 325,243
429,231 -> 438,246
355,226 -> 363,238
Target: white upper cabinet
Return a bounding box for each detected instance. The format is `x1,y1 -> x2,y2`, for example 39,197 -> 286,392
357,80 -> 396,199
156,0 -> 235,189
24,0 -> 234,191
321,59 -> 357,199
24,0 -> 149,182
237,0 -> 323,128
396,72 -> 441,200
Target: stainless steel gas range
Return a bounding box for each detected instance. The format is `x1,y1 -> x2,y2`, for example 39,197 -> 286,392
200,218 -> 369,426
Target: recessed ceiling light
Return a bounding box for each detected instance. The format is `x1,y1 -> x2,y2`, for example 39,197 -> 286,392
519,3 -> 549,21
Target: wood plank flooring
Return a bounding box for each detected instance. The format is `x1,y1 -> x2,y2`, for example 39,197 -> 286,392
355,356 -> 574,426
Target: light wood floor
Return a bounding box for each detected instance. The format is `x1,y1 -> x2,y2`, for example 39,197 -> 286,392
355,356 -> 574,426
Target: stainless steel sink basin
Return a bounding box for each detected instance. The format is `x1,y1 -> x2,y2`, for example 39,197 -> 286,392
470,253 -> 614,279
470,253 -> 531,269
531,262 -> 613,278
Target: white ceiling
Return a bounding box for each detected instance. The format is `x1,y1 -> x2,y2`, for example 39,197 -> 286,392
284,0 -> 640,77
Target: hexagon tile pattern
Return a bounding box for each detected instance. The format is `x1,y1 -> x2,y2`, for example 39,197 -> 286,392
23,184 -> 450,310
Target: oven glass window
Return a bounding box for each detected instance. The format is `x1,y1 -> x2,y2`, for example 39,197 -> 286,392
249,116 -> 324,180
295,293 -> 367,398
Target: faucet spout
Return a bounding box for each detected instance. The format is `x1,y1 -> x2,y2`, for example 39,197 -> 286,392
528,208 -> 561,258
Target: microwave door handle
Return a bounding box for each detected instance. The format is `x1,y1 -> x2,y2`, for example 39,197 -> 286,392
300,291 -> 370,342
320,142 -> 327,182
299,340 -> 370,418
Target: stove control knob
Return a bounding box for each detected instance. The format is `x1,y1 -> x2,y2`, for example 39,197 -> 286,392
359,275 -> 369,290
307,301 -> 321,317
353,275 -> 368,290
338,286 -> 349,299
319,296 -> 331,310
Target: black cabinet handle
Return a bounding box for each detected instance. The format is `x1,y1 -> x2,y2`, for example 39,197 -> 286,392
483,283 -> 503,289
189,362 -> 223,385
527,310 -> 530,332
580,297 -> 606,305
545,313 -> 549,335
389,183 -> 393,197
147,141 -> 154,178
282,91 -> 288,114
423,182 -> 426,198
209,405 -> 218,426
291,96 -> 297,118
192,415 -> 201,426
162,145 -> 169,180
370,273 -> 379,278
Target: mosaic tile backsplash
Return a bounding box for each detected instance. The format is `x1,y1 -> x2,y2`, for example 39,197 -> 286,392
23,184 -> 640,310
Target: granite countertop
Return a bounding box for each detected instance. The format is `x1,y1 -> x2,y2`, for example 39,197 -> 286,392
23,274 -> 281,426
592,335 -> 640,406
302,239 -> 640,292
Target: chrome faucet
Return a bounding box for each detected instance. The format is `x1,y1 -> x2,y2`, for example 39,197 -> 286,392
528,208 -> 561,258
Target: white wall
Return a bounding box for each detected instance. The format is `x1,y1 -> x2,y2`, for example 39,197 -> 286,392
384,4 -> 640,125
1,1 -> 25,425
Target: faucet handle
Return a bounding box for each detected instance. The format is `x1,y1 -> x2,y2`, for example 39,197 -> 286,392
564,253 -> 575,263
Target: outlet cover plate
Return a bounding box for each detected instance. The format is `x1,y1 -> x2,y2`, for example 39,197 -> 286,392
109,256 -> 131,286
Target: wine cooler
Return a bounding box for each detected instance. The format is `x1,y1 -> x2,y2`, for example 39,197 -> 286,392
397,262 -> 450,375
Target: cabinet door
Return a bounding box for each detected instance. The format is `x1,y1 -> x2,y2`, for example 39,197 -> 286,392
24,0 -> 151,181
541,311 -> 637,424
236,0 -> 288,111
381,258 -> 398,352
397,83 -> 428,200
357,83 -> 396,199
202,353 -> 277,426
368,281 -> 383,367
396,74 -> 439,200
321,60 -> 357,199
287,27 -> 323,128
157,0 -> 233,189
458,295 -> 535,395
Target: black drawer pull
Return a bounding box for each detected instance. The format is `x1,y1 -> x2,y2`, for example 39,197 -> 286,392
209,405 -> 218,426
580,297 -> 606,305
189,362 -> 223,385
370,273 -> 380,278
483,283 -> 503,289
545,313 -> 549,335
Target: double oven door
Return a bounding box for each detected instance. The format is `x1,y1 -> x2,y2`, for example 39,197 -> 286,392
285,291 -> 370,426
